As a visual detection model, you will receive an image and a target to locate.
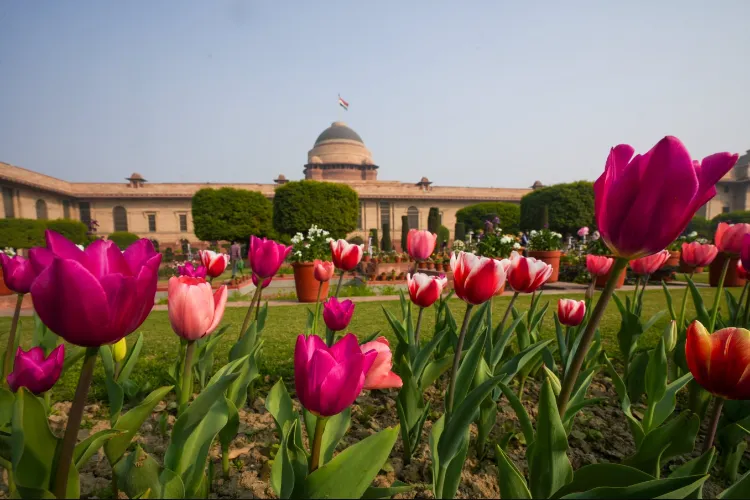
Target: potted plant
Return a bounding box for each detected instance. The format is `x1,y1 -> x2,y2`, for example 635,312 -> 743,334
588,232 -> 626,289
664,239 -> 682,269
526,229 -> 563,282
435,260 -> 444,272
290,225 -> 333,303
427,258 -> 435,271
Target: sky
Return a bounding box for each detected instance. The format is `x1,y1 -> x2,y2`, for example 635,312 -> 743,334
1,1 -> 749,189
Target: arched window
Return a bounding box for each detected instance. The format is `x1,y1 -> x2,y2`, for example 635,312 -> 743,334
35,199 -> 48,220
113,206 -> 128,232
407,206 -> 419,230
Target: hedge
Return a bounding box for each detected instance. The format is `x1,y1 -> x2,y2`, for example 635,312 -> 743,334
437,225 -> 450,251
520,181 -> 595,236
455,202 -> 520,234
401,215 -> 409,251
273,181 -> 358,239
454,222 -> 466,242
192,187 -> 274,243
108,232 -> 140,250
686,216 -> 713,238
0,219 -> 88,249
381,223 -> 392,252
428,207 -> 440,234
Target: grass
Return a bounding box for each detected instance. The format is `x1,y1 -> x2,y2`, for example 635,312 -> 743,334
0,284 -> 739,402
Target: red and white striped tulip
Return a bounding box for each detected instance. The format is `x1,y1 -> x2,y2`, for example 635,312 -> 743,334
558,299 -> 586,327
507,251 -> 553,293
407,273 -> 447,308
330,239 -> 364,271
199,250 -> 230,278
450,251 -> 507,305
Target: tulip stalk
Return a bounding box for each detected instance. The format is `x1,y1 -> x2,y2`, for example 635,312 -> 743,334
709,256 -> 731,332
495,292 -> 519,345
1,293 -> 23,384
311,282 -> 323,337
178,340 -> 196,415
703,397 -> 725,452
737,281 -> 749,325
309,416 -> 329,473
53,347 -> 98,499
240,283 -> 264,339
743,288 -> 750,327
334,270 -> 345,298
631,276 -> 641,313
677,272 -> 695,330
558,257 -> 628,417
446,303 -> 474,417
413,306 -> 425,350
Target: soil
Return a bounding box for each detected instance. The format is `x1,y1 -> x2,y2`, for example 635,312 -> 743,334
0,373 -> 743,499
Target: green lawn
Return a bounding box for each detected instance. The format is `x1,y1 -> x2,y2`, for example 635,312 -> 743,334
0,285 -> 739,402
673,272 -> 710,284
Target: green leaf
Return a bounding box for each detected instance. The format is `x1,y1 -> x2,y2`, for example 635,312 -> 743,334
304,426 -> 399,499
497,382 -> 534,445
193,326 -> 228,389
554,314 -> 569,369
669,447 -> 715,499
118,332 -> 144,383
720,468 -> 750,499
561,474 -> 708,499
271,420 -> 307,499
31,313 -> 59,354
218,398 -> 240,462
320,408 -> 351,465
552,463 -> 654,499
420,355 -> 453,390
61,348 -> 86,376
648,372 -> 693,432
265,379 -> 297,436
361,480 -> 413,499
11,388 -> 58,491
623,411 -> 700,477
431,415 -> 470,500
490,312 -> 526,368
496,339 -> 554,384
601,352 -> 643,445
73,429 -> 122,470
644,340 -> 668,429
626,351 -> 649,405
495,445 -> 532,499
412,326 -> 449,382
661,281 -> 676,321
113,445 -> 185,499
687,278 -> 711,326
452,330 -> 486,410
226,337 -> 263,411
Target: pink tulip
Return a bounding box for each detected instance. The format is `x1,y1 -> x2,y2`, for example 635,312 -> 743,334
168,276 -> 228,341
0,253 -> 36,294
322,297 -> 355,331
450,251 -> 508,305
314,260 -> 335,282
594,137 -> 738,259
330,239 -> 364,271
407,273 -> 447,308
360,337 -> 403,390
629,249 -> 671,275
249,236 -> 292,278
407,229 -> 438,261
586,255 -> 614,277
198,250 -> 229,278
681,242 -> 718,268
29,231 -> 161,347
7,345 -> 64,394
177,261 -> 207,279
738,260 -> 748,280
507,251 -> 553,293
577,227 -> 589,238
294,333 -> 377,416
252,273 -> 272,289
715,223 -> 750,255
558,299 -> 586,327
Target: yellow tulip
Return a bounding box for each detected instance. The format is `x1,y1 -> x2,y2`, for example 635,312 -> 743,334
112,338 -> 127,363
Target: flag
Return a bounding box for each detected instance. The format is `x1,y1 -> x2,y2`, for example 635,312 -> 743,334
338,95 -> 349,111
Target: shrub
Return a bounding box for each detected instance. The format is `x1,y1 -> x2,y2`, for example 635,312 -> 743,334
164,247 -> 175,263
686,216 -> 713,239
428,207 -> 440,234
45,220 -> 88,244
0,218 -> 88,249
108,232 -> 140,250
710,211 -> 750,236
347,235 -> 365,245
150,239 -> 160,252
437,225 -> 450,251
454,222 -> 466,242
381,223 -> 392,252
520,181 -> 595,235
369,228 -> 379,251
273,181 -> 358,239
401,215 -> 409,252
192,187 -> 274,243
455,202 -> 521,234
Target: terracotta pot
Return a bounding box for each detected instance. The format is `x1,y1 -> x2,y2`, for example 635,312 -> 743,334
0,268 -> 12,296
427,262 -> 435,270
395,256 -> 402,263
528,250 -> 561,283
595,260 -> 626,289
662,251 -> 681,269
678,255 -> 704,274
292,262 -> 330,303
709,253 -> 745,288
493,283 -> 507,297
435,263 -> 444,272
418,261 -> 427,270
363,255 -> 371,263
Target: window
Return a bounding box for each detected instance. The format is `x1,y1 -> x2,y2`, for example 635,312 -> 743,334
63,200 -> 71,219
113,206 -> 128,232
723,206 -> 731,214
79,202 -> 91,226
724,186 -> 730,194
179,214 -> 188,232
407,206 -> 419,230
379,201 -> 390,229
2,187 -> 14,218
35,199 -> 48,220
147,214 -> 157,232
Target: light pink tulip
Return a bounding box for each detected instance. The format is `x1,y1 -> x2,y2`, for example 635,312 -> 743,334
314,259 -> 335,282
407,229 -> 438,261
715,223 -> 750,255
586,255 -> 614,277
168,276 -> 228,341
360,337 -> 403,390
629,249 -> 670,275
681,242 -> 718,268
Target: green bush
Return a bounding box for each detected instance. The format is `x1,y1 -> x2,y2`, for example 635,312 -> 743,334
520,181 -> 595,235
273,181 -> 358,239
711,211 -> 750,232
437,225 -> 450,251
164,247 -> 175,263
347,235 -> 365,245
455,202 -> 520,234
428,207 -> 440,234
401,215 -> 409,252
687,216 -> 713,238
454,222 -> 466,242
369,228 -> 378,252
44,220 -> 88,244
108,232 -> 140,250
192,187 -> 274,243
381,223 -> 392,252
0,218 -> 88,249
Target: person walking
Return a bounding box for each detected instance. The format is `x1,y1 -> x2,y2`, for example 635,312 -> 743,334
230,240 -> 242,279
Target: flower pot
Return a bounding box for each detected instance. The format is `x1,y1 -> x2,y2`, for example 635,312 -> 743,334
435,263 -> 444,272
709,253 -> 745,288
0,269 -> 13,296
662,251 -> 681,269
363,255 -> 371,263
395,256 -> 402,263
427,262 -> 435,271
418,261 -> 427,270
292,262 -> 330,303
528,250 -> 562,283
493,283 -> 506,296
595,260 -> 626,289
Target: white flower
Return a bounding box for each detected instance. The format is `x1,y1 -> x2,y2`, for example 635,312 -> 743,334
688,231 -> 698,238
513,243 -> 521,249
2,247 -> 16,257
325,237 -> 333,243
530,230 -> 538,237
501,236 -> 512,244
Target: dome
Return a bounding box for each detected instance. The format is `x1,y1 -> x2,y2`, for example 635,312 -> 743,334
314,122 -> 364,145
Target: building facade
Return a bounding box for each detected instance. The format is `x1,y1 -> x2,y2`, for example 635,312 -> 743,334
0,121 -> 540,250
697,148 -> 750,219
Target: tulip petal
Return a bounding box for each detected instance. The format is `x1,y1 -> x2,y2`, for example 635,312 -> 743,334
45,230 -> 87,263
123,239 -> 158,273
28,247 -> 55,276
99,273 -> 140,342
318,354 -> 364,416
206,286 -> 228,335
85,239 -> 132,279
329,333 -> 360,362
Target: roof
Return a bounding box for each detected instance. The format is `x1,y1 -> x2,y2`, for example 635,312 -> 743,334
314,122 -> 364,145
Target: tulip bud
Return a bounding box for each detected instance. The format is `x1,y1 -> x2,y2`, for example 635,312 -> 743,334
662,320 -> 677,352
543,365 -> 561,396
112,338 -> 127,363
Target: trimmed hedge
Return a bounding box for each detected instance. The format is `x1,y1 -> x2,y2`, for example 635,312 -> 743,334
455,222 -> 466,242
428,207 -> 440,234
0,219 -> 88,249
686,216 -> 713,238
273,181 -> 358,239
437,225 -> 450,251
520,181 -> 595,235
381,223 -> 392,251
455,202 -> 520,234
401,215 -> 409,252
108,232 -> 140,250
192,187 -> 274,243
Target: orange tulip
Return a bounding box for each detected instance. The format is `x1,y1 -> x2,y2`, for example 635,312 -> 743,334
685,321 -> 750,400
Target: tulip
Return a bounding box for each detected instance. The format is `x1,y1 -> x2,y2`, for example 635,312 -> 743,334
507,251 -> 553,294
577,227 -> 589,238
407,229 -> 438,261
715,223 -> 750,256
741,234 -> 750,273
450,251 -> 508,305
112,338 -> 127,363
0,253 -> 35,294
7,344 -> 64,394
330,239 -> 364,272
586,254 -> 614,277
252,273 -> 272,289
168,276 -> 228,342
178,261 -> 207,279
558,299 -> 585,327
314,260 -> 335,282
360,337 -> 402,390
738,260 -> 748,280
198,250 -> 229,279
663,320 -> 678,352
407,273 -> 447,309
594,137 -> 737,259
322,297 -> 355,332
681,242 -> 718,268
629,249 -> 671,275
249,236 -> 292,278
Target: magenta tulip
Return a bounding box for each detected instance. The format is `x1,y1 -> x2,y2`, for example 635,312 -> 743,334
177,261 -> 207,279
7,344 -> 64,394
294,333 -> 377,416
507,251 -> 553,293
249,236 -> 292,278
407,273 -> 447,308
682,242 -> 718,268
407,229 -> 438,261
198,250 -> 229,278
577,227 -> 589,238
330,239 -> 364,271
252,273 -> 272,289
322,297 -> 355,331
716,223 -> 750,256
586,255 -> 614,277
738,260 -> 749,280
168,276 -> 228,341
360,337 -> 403,390
0,253 -> 36,294
629,249 -> 671,275
594,136 -> 738,259
558,299 -> 586,327
29,231 -> 161,347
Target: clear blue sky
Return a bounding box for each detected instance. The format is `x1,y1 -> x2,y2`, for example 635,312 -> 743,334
1,1 -> 749,188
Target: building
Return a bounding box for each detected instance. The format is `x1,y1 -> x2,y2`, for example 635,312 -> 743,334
698,149 -> 750,219
0,121 -> 539,250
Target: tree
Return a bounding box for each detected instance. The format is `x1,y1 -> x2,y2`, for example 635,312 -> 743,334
437,225 -> 450,251
455,222 -> 466,242
273,181 -> 358,239
369,228 -> 379,252
455,202 -> 521,234
192,187 -> 274,242
428,207 -> 440,234
401,215 -> 409,252
381,223 -> 392,251
520,181 -> 595,235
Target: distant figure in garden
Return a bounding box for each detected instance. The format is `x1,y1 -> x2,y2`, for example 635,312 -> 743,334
520,232 -> 529,255
230,240 -> 242,279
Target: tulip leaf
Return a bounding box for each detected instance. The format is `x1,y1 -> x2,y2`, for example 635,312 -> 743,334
554,314 -> 569,368
431,415 -> 470,500
11,388 -> 59,492
560,474 -> 708,499
193,326 -> 228,389
105,385 -> 174,465
648,372 -> 693,432
304,426 -> 399,499
118,332 -> 144,383
495,445 -> 532,499
412,325 -> 450,382
321,407 -> 351,465
496,339 -> 554,384
113,444 -> 185,499
626,351 -> 649,405
420,355 -> 454,391
623,411 -> 700,477
601,352 -> 644,445
661,281 -> 677,321
563,398 -> 606,435
490,312 -> 525,369
687,278 -> 711,326
265,379 -> 297,437
551,463 -> 654,499
452,330 -> 486,410
644,340 -> 668,429
257,301 -> 269,332
271,420 -> 307,499
0,387 -> 14,433
669,447 -> 715,499
719,467 -> 750,499
31,312 -> 59,355
465,301 -> 489,349
497,381 -> 534,445
74,429 -> 122,470
226,337 -> 263,411
218,397 -> 240,462
362,480 -> 413,499
14,486 -> 56,498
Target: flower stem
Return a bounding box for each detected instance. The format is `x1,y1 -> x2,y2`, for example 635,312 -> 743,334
309,416 -> 329,473
737,282 -> 749,324
255,286 -> 264,322
586,278 -> 596,301
709,257 -> 731,332
495,292 -> 519,347
2,293 -> 23,384
743,284 -> 750,327
558,257 -> 628,417
53,347 -> 98,499
414,307 -> 425,351
446,303 -> 474,418
178,341 -> 196,416
312,282 -> 323,337
221,442 -> 230,479
334,270 -> 345,298
240,283 -> 263,339
677,272 -> 695,330
631,276 -> 641,313
703,397 -> 725,452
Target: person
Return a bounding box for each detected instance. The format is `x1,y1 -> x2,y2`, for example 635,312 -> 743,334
520,232 -> 529,247
230,240 -> 242,279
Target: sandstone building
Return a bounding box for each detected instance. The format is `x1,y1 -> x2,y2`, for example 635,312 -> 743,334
698,148 -> 750,219
0,121 -> 539,250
